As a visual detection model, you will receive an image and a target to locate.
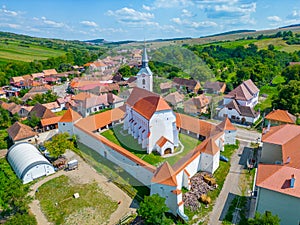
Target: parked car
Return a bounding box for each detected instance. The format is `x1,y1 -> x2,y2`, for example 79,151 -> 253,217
220,155 -> 229,162
38,145 -> 46,151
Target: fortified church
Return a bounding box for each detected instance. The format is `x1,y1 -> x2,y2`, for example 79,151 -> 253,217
124,46 -> 178,155
58,45 -> 237,219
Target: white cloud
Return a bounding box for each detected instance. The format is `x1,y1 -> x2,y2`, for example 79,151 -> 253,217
41,17 -> 65,28
182,9 -> 193,17
154,0 -> 194,8
142,5 -> 152,11
0,5 -> 18,17
287,10 -> 300,19
171,17 -> 183,24
107,7 -> 154,23
171,17 -> 217,28
80,20 -> 98,27
267,16 -> 281,22
213,2 -> 256,14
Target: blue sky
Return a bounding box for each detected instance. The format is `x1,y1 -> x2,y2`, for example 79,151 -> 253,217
0,0 -> 299,41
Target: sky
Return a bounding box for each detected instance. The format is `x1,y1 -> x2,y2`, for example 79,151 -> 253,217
0,0 -> 300,41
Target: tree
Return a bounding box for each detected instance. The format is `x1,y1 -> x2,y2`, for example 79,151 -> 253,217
272,80 -> 300,114
137,194 -> 173,225
248,212 -> 280,225
44,132 -> 75,158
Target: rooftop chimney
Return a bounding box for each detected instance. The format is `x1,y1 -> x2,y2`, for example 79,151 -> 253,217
290,174 -> 295,188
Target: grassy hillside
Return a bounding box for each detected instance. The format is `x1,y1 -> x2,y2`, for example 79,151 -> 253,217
0,40 -> 65,63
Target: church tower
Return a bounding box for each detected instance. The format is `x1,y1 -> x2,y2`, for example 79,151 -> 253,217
136,45 -> 153,92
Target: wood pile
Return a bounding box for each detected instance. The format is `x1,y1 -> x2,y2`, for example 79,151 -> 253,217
183,172 -> 216,211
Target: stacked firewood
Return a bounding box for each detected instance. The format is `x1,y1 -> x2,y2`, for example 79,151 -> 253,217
183,172 -> 216,211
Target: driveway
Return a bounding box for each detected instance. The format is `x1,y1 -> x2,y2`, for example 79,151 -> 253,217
208,141 -> 248,225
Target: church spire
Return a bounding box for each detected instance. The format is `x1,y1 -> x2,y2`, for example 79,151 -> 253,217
141,43 -> 149,68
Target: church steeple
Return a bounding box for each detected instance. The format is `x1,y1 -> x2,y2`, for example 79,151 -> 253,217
142,44 -> 149,68
136,43 -> 153,92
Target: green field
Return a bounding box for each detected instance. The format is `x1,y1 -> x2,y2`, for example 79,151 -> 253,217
0,40 -> 65,63
36,175 -> 117,225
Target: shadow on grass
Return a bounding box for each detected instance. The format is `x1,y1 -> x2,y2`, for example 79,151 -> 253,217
77,142 -> 150,203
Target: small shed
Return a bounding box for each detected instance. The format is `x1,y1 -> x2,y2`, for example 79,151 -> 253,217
7,142 -> 55,184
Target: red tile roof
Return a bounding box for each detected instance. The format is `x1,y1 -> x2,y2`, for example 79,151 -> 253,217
59,108 -> 82,123
151,162 -> 177,186
41,116 -> 62,127
262,124 -> 300,169
265,109 -> 296,124
126,87 -> 157,107
133,96 -> 171,120
176,113 -> 217,137
74,109 -> 155,173
156,136 -> 169,148
217,117 -> 237,131
256,164 -> 300,198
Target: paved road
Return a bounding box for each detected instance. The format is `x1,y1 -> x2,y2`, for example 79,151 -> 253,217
52,82 -> 69,98
208,141 -> 248,225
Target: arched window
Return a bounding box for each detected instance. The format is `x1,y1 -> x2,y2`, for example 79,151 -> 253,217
142,79 -> 145,85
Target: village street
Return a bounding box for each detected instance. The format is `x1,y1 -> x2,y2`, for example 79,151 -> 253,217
208,140 -> 250,225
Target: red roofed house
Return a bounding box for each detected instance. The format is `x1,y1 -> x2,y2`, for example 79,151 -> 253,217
255,124 -> 300,225
218,79 -> 260,124
265,109 -> 296,127
124,87 -> 179,155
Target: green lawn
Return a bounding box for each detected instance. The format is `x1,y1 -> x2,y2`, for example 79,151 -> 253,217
77,143 -> 150,201
55,110 -> 67,116
36,175 -> 117,225
0,41 -> 65,63
101,124 -> 201,166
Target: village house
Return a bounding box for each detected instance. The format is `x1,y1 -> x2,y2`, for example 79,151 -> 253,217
164,91 -> 184,109
7,121 -> 38,144
72,92 -> 124,117
160,82 -> 173,93
173,77 -> 201,94
255,124 -> 300,225
264,109 -> 296,127
43,69 -> 57,77
218,79 -> 260,124
183,94 -> 211,115
28,103 -> 56,120
204,81 -> 226,94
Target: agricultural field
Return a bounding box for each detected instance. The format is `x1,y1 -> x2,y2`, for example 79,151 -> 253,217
0,40 -> 65,63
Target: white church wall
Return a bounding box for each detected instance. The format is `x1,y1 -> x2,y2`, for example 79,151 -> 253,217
149,110 -> 177,152
74,126 -> 153,187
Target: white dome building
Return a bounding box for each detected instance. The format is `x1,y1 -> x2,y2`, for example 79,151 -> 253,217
7,143 -> 55,184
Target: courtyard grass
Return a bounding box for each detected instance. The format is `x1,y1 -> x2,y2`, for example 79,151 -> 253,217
36,175 -> 117,225
77,143 -> 150,200
101,124 -> 201,166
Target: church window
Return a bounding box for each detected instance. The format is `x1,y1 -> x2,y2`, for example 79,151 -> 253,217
142,79 -> 145,85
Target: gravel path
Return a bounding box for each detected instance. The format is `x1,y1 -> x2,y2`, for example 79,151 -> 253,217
208,141 -> 248,225
29,150 -> 136,225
